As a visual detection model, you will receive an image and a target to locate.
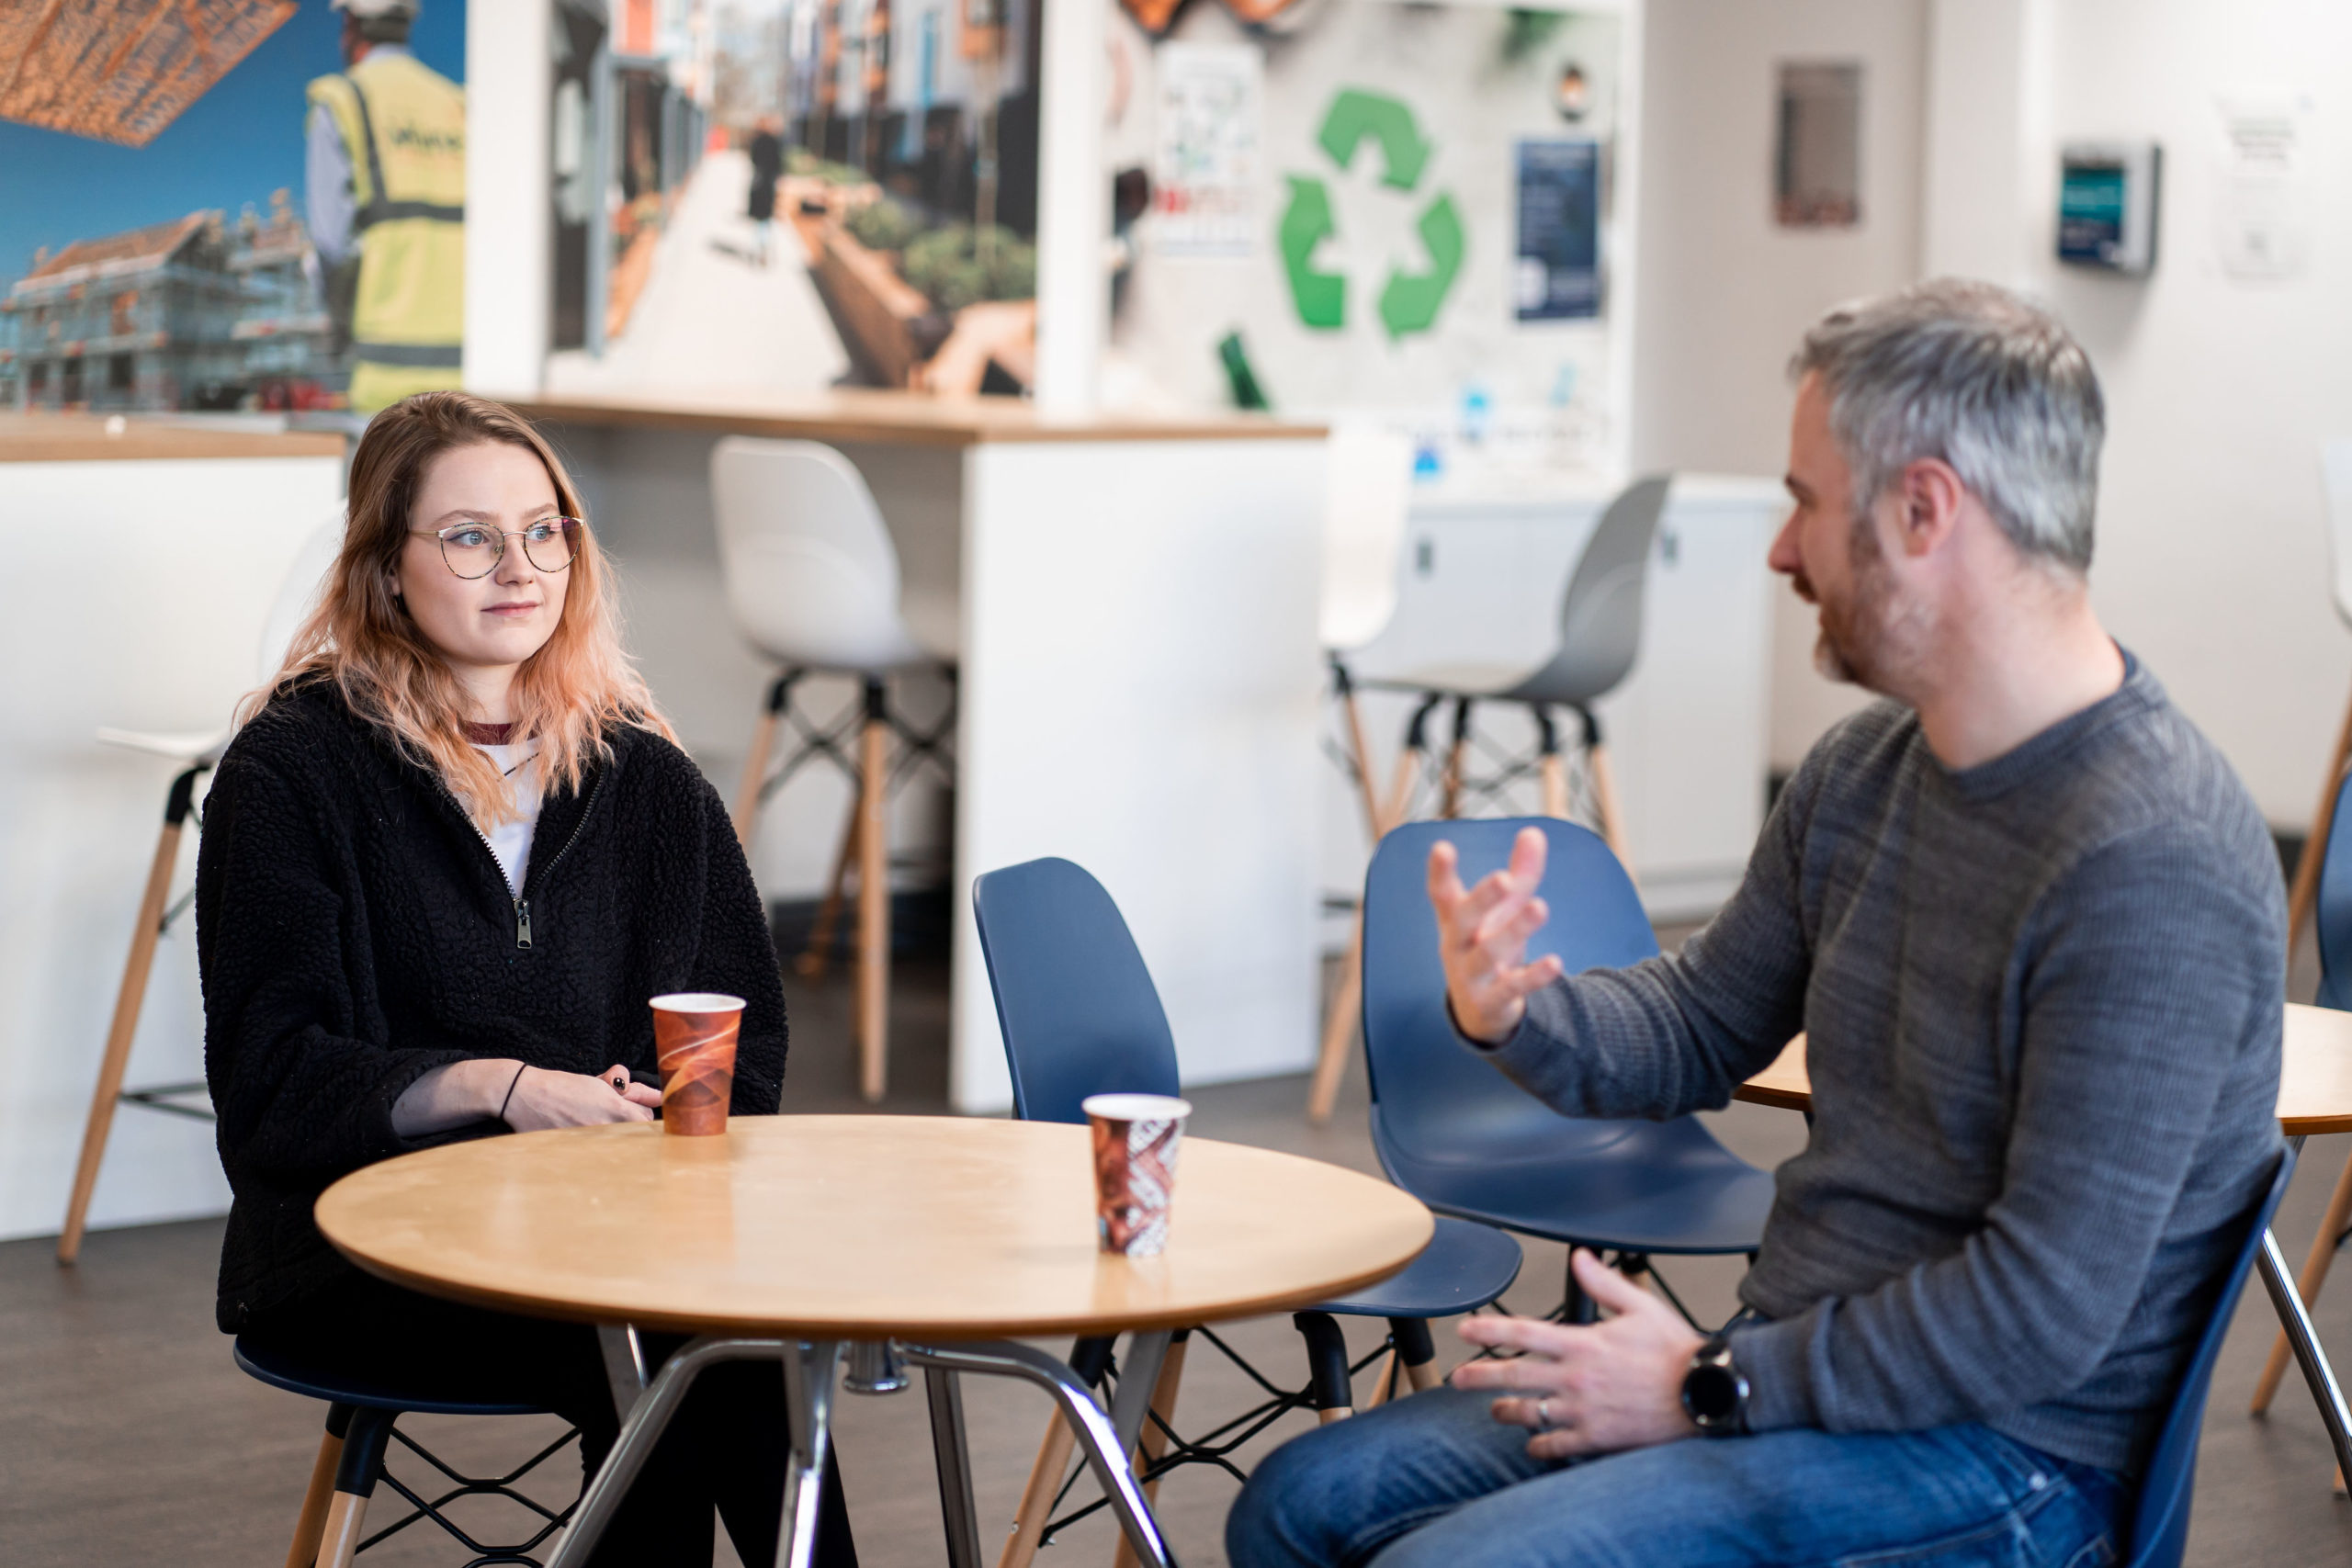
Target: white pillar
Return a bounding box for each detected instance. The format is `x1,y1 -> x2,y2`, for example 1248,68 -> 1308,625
1032,0 -> 1107,415
464,0 -> 554,399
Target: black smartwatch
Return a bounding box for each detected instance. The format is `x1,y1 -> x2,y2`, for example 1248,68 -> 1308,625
1680,1333 -> 1749,1435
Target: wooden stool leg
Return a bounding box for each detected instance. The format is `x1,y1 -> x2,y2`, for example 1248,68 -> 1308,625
1110,1333 -> 1190,1568
2288,685 -> 2352,949
1333,660 -> 1390,843
856,680 -> 891,1103
283,1411 -> 351,1568
797,794 -> 862,980
999,1416 -> 1075,1568
733,673 -> 792,851
60,765 -> 201,1266
1584,713 -> 1633,873
2255,1148 -> 2352,1413
1440,698 -> 1473,819
1306,918 -> 1364,1124
1360,1348 -> 1399,1411
314,1491 -> 369,1568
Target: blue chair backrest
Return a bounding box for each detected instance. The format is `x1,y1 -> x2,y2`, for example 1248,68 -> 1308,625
2316,768 -> 2352,1010
972,857 -> 1181,1124
1362,817 -> 1662,1163
2125,1146 -> 2296,1567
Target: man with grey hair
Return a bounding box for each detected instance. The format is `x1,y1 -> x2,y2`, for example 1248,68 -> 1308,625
1229,278 -> 2284,1567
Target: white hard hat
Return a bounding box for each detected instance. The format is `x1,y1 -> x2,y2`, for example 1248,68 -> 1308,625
333,0 -> 421,17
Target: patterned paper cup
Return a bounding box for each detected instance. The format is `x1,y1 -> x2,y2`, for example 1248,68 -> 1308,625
1082,1093 -> 1193,1258
651,993 -> 744,1136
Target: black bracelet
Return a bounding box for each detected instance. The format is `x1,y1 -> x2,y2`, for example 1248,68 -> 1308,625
498,1062 -> 528,1125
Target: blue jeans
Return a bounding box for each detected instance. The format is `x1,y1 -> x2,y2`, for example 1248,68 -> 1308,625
1227,1388 -> 2128,1568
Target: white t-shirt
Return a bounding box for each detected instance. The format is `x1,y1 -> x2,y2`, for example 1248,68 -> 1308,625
473,740 -> 542,896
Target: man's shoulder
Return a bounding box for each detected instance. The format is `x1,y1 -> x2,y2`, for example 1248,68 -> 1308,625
2051,669 -> 2275,886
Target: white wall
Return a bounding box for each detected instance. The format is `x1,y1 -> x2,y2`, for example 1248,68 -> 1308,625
1628,0 -> 1928,772
1966,0 -> 2352,829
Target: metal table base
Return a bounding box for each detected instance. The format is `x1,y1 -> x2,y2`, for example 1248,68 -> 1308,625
549,1329 -> 1178,1568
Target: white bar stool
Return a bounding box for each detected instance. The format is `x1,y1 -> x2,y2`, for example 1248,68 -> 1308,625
713,436 -> 955,1102
59,516 -> 345,1264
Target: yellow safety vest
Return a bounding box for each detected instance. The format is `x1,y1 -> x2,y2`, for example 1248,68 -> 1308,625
308,53 -> 466,412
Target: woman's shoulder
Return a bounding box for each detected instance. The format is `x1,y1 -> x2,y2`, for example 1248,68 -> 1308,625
223,677 -> 371,772
605,720 -> 719,805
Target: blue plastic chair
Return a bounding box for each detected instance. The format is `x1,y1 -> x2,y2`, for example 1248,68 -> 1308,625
2123,1147 -> 2296,1567
2313,767 -> 2352,1010
234,1337 -> 580,1566
973,856 -> 1522,1434
1361,817 -> 1776,1317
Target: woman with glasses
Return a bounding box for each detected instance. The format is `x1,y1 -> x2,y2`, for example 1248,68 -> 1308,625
197,391 -> 854,1566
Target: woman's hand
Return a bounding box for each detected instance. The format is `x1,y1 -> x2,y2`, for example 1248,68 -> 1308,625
503,1063 -> 661,1131
1447,1249 -> 1704,1460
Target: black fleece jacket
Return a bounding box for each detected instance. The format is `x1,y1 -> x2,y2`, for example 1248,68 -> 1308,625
195,681 -> 787,1332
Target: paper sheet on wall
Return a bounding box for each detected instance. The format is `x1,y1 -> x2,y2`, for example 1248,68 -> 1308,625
2213,91 -> 2312,283
1152,43 -> 1263,257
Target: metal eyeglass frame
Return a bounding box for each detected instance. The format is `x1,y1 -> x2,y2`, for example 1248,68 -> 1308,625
410,517 -> 584,580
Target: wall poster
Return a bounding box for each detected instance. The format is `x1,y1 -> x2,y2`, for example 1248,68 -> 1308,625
542,0 -> 1046,402
0,0 -> 469,415
1514,138 -> 1600,321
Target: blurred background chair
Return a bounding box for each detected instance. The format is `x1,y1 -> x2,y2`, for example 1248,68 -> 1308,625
58,516 -> 344,1266
235,1335 -> 581,1568
1307,476 -> 1671,1121
713,436 -> 956,1102
2253,759 -> 2352,1431
974,855 -> 1521,1568
1361,817 -> 1774,1324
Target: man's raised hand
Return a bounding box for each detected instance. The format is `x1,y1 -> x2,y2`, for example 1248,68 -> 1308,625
1426,825 -> 1564,1044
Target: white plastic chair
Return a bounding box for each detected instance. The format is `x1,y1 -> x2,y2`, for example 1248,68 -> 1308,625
1320,426 -> 1416,835
61,515 -> 345,1264
712,436 -> 955,1103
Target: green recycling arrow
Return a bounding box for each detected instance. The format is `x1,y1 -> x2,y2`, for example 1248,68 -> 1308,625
1378,192 -> 1464,339
1317,88 -> 1431,191
1279,175 -> 1345,330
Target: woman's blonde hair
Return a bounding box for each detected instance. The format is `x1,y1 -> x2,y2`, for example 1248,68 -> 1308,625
248,390 -> 673,826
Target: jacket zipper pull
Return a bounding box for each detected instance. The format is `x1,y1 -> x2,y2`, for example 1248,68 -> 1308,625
514,898 -> 533,950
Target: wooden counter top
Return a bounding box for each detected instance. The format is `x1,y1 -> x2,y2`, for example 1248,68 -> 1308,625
0,415 -> 345,464
512,389 -> 1327,449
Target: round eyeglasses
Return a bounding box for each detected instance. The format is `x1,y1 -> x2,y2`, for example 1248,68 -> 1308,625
412,517 -> 583,579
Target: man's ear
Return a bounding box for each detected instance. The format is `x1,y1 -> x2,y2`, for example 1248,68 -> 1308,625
1894,458 -> 1965,559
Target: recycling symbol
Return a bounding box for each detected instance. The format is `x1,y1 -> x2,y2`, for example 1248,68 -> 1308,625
1281,89 -> 1464,340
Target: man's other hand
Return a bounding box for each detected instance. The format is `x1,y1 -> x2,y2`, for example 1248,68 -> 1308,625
1450,1249 -> 1706,1459
1428,825 -> 1564,1044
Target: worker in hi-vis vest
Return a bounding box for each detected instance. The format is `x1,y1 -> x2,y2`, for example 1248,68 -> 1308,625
306,0 -> 464,413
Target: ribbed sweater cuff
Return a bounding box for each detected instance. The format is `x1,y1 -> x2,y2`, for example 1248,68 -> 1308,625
1728,1315 -> 1819,1433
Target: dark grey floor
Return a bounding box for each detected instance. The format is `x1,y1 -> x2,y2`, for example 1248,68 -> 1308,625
8,947 -> 2352,1567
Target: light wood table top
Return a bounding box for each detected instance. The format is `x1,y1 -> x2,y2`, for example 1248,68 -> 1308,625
316,1115 -> 1432,1338
513,389 -> 1326,449
1736,1002 -> 2352,1135
0,413 -> 345,463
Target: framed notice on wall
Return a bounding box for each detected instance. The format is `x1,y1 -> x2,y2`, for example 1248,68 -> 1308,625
1514,138 -> 1600,321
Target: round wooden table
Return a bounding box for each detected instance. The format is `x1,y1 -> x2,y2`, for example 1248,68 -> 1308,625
1734,1002 -> 2352,1488
317,1115 -> 1433,1568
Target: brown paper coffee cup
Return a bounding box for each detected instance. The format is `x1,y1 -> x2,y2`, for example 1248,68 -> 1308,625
1083,1093 -> 1192,1257
651,993 -> 743,1136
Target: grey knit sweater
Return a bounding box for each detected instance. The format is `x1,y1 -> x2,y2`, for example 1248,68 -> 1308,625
1480,655 -> 2284,1473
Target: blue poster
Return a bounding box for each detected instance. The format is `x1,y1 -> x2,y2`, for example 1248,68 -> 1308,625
1514,138 -> 1600,322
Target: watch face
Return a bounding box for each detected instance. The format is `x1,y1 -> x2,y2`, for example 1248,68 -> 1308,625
1684,1361 -> 1741,1425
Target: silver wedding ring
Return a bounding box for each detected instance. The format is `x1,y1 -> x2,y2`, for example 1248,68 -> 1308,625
1535,1397 -> 1557,1432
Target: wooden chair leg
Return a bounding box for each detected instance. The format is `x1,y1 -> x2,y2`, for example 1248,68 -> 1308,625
60,773 -> 197,1266
1306,918 -> 1364,1123
1360,1348 -> 1399,1411
1440,698 -> 1473,819
732,675 -> 789,851
1110,1333 -> 1190,1568
1589,739 -> 1633,874
2254,1148 -> 2352,1414
1335,665 -> 1391,841
1539,754 -> 1570,819
998,1415 -> 1076,1568
314,1490 -> 370,1568
856,682 -> 891,1103
283,1418 -> 347,1568
2289,686 -> 2352,950
797,794 -> 862,980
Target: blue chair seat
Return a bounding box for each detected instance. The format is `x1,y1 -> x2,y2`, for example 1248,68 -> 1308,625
1313,1213 -> 1524,1317
1374,1107 -> 1777,1255
235,1336 -> 553,1417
